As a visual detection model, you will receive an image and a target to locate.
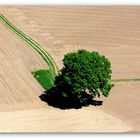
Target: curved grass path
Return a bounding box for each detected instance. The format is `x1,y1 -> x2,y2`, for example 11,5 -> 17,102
0,14 -> 59,83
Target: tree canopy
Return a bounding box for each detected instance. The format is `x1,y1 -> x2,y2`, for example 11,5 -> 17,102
40,49 -> 114,109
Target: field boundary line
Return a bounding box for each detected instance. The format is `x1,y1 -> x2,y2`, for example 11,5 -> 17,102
0,14 -> 59,80
111,78 -> 140,83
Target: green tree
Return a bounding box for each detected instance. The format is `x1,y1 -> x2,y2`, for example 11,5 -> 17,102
43,49 -> 114,108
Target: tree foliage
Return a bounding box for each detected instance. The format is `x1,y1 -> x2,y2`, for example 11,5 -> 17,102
41,49 -> 114,109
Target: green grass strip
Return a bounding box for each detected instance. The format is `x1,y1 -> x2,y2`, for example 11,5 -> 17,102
32,69 -> 54,90
0,14 -> 59,81
111,78 -> 140,83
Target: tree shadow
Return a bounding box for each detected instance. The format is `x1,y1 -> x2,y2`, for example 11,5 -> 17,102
39,91 -> 103,110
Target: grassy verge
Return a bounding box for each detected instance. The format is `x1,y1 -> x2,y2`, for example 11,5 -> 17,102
32,70 -> 54,90
0,13 -> 59,90
0,14 -> 59,80
111,78 -> 140,83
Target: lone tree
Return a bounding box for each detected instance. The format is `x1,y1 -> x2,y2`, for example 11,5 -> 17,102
41,49 -> 114,109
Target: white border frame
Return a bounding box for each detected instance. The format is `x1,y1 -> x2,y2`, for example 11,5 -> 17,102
0,0 -> 140,5
0,0 -> 140,139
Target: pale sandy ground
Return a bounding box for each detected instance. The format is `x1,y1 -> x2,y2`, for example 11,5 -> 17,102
0,107 -> 132,132
101,82 -> 140,131
0,20 -> 47,110
0,6 -> 140,132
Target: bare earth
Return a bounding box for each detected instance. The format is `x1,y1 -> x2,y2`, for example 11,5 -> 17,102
0,20 -> 48,111
0,107 -> 132,132
0,6 -> 140,132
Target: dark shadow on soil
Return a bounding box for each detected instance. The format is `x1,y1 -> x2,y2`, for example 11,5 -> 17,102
39,91 -> 103,110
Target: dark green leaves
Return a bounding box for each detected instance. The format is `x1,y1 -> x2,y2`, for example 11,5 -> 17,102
59,49 -> 113,98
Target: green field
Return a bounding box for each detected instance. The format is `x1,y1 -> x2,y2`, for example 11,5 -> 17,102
32,70 -> 54,90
